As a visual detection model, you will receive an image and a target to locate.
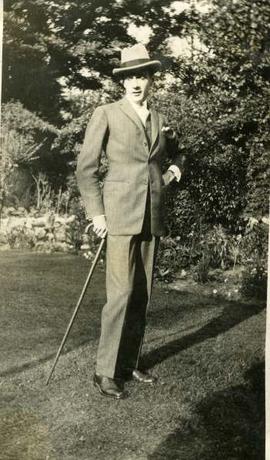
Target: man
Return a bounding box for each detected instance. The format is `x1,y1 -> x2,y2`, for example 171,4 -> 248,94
76,43 -> 185,399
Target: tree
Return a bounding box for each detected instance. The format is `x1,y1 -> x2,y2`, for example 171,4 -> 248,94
3,1 -> 63,123
151,0 -> 270,235
3,0 -> 188,124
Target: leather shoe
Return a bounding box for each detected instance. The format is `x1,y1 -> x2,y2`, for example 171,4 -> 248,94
93,373 -> 126,399
132,369 -> 157,384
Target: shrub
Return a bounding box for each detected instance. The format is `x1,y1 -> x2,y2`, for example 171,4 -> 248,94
7,225 -> 35,249
241,263 -> 267,300
192,252 -> 211,284
155,236 -> 181,282
152,0 -> 270,236
240,218 -> 268,299
1,101 -> 58,210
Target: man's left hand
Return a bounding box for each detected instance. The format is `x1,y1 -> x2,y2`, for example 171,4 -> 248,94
162,126 -> 176,139
162,170 -> 175,186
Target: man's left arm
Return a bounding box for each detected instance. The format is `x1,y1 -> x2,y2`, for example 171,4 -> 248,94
162,125 -> 186,186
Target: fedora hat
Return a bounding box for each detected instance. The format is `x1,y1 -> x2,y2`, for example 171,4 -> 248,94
112,43 -> 162,76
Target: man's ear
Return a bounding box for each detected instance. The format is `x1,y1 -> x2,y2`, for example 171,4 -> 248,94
117,78 -> 124,88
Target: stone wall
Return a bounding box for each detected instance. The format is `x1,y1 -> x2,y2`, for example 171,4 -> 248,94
0,207 -> 90,253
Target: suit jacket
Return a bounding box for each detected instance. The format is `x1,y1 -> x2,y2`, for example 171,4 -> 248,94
76,97 -> 184,236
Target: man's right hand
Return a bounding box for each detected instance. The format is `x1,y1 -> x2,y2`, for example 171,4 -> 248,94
92,215 -> 107,238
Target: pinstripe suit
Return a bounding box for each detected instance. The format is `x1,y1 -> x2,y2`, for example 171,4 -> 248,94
77,97 -> 183,378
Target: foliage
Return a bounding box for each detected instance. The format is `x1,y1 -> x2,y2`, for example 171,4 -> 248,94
156,223 -> 239,282
31,172 -> 53,210
241,263 -> 267,300
1,101 -> 57,159
7,225 -> 36,249
3,0 -> 187,124
149,0 -> 270,248
245,124 -> 270,218
240,218 -> 268,300
155,236 -> 182,282
3,1 -> 63,123
156,217 -> 268,285
1,101 -> 58,210
241,218 -> 268,264
155,95 -> 268,233
154,0 -> 270,281
192,252 -> 210,284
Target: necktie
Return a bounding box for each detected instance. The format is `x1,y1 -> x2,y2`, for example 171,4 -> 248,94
144,113 -> 152,150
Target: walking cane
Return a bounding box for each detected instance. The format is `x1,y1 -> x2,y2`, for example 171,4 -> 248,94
46,224 -> 106,385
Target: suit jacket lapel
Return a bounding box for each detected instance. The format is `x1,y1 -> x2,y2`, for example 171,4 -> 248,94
149,108 -> 159,156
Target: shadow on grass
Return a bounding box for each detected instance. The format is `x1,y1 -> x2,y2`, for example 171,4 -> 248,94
0,354 -> 56,378
143,301 -> 265,370
0,336 -> 93,379
148,361 -> 265,460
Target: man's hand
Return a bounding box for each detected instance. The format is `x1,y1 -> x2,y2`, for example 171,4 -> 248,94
92,215 -> 107,238
162,170 -> 175,186
162,126 -> 176,140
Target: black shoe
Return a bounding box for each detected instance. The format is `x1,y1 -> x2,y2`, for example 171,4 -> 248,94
93,373 -> 126,399
132,369 -> 157,384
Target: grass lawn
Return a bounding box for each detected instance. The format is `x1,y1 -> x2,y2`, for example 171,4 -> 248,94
0,250 -> 265,460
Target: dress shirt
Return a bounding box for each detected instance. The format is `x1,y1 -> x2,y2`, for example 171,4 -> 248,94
126,97 -> 149,127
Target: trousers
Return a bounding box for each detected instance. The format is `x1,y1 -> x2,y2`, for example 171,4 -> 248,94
96,230 -> 159,378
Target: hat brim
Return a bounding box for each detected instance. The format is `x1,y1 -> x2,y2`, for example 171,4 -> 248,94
112,60 -> 162,76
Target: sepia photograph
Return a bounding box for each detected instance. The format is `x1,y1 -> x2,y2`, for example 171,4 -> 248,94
0,1 -> 269,459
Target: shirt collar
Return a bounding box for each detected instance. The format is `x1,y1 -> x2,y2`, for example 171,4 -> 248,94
125,96 -> 148,112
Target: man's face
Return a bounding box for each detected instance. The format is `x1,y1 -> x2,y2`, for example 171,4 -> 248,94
123,70 -> 153,105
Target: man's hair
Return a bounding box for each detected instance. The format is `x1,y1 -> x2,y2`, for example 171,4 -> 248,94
114,68 -> 155,84
124,69 -> 154,79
